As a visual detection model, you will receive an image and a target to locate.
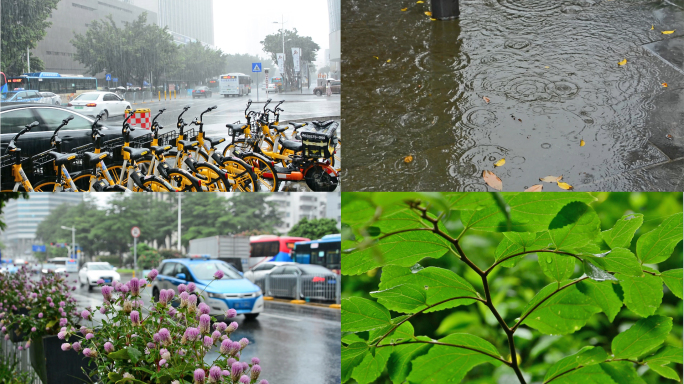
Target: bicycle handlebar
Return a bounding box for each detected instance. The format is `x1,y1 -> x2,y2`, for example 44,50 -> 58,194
152,108 -> 166,124
177,106 -> 191,122
50,115 -> 74,143
244,99 -> 252,116
6,121 -> 39,155
263,99 -> 272,112
199,105 -> 217,122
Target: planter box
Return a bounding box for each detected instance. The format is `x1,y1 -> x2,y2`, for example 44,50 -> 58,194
8,307 -> 29,343
30,334 -> 94,384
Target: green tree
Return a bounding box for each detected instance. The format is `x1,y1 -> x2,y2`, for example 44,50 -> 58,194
0,0 -> 59,76
260,29 -> 320,89
130,243 -> 162,269
170,41 -> 227,86
288,217 -> 339,240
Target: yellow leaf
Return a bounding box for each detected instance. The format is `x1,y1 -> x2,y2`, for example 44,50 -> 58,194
540,175 -> 563,183
482,170 -> 503,191
425,11 -> 432,16
544,66 -> 550,69
417,1 -> 424,3
662,82 -> 668,87
483,96 -> 490,103
618,59 -> 627,66
401,7 -> 408,11
662,30 -> 675,34
430,18 -> 436,21
494,158 -> 505,167
386,59 -> 391,63
373,56 -> 379,60
651,25 -> 654,30
404,155 -> 414,163
580,139 -> 586,147
557,181 -> 574,190
525,184 -> 543,192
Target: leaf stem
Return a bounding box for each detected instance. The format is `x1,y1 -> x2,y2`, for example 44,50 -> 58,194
543,358 -> 644,383
376,227 -> 435,241
376,340 -> 510,366
485,250 -> 581,276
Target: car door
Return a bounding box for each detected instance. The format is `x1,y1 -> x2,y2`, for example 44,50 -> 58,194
0,108 -> 49,158
79,264 -> 88,284
113,93 -> 127,116
167,263 -> 193,289
34,108 -> 93,152
157,262 -> 177,290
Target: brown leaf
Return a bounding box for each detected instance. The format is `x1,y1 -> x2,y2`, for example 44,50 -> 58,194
539,175 -> 563,183
404,155 -> 414,163
483,96 -> 490,104
525,184 -> 543,192
482,170 -> 503,191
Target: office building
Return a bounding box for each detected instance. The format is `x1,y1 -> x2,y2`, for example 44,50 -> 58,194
266,193 -> 340,234
135,0 -> 214,46
0,195 -> 83,259
327,0 -> 341,77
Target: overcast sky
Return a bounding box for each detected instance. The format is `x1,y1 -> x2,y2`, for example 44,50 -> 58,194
212,0 -> 331,68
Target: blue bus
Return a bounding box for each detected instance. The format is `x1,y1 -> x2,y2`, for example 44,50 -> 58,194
4,72 -> 97,95
293,234 -> 341,273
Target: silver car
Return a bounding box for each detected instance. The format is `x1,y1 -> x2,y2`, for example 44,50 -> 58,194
39,92 -> 61,105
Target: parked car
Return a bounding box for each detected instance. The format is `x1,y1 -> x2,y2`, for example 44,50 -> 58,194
38,92 -> 61,105
192,86 -> 212,98
79,262 -> 121,291
313,80 -> 341,96
66,91 -> 131,120
0,104 -> 150,161
266,84 -> 277,93
243,261 -> 293,283
151,258 -> 264,320
266,264 -> 337,301
1,89 -> 43,103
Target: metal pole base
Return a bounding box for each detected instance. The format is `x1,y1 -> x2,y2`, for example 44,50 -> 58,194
431,0 -> 460,19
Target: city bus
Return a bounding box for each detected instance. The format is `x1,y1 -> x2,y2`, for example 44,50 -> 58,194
270,77 -> 283,90
293,234 -> 341,274
208,78 -> 219,90
219,73 -> 251,97
248,235 -> 310,268
4,72 -> 97,95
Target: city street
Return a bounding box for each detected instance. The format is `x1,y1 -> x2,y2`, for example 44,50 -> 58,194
69,278 -> 342,384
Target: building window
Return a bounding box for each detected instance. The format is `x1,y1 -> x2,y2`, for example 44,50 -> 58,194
72,3 -> 96,11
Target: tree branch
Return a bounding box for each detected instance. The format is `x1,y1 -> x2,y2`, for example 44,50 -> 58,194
543,358 -> 644,383
511,277 -> 589,333
485,250 -> 581,276
376,227 -> 434,241
376,340 -> 511,366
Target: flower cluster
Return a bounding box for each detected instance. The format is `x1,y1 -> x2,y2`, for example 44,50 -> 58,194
59,269 -> 268,383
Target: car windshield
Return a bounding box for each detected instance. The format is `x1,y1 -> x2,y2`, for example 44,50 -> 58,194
88,264 -> 113,270
298,265 -> 332,274
74,93 -> 99,101
1,91 -> 19,100
50,260 -> 67,265
190,262 -> 242,280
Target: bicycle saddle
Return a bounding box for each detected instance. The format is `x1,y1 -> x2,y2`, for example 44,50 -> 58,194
48,152 -> 78,166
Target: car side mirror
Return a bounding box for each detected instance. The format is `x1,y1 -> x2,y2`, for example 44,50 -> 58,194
175,273 -> 186,280
239,271 -> 244,276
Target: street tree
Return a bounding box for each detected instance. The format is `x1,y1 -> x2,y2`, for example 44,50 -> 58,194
261,29 -> 320,89
171,41 -> 227,86
224,53 -> 275,84
0,0 -> 59,76
288,217 -> 339,240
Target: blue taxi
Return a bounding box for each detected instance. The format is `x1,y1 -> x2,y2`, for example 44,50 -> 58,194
151,258 -> 264,320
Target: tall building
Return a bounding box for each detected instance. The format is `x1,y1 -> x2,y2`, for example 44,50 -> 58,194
32,0 -> 157,75
135,0 -> 214,46
0,195 -> 84,259
327,0 -> 341,77
266,193 -> 340,234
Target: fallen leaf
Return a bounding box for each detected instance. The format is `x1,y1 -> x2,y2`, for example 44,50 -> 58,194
618,58 -> 627,66
662,30 -> 675,34
386,59 -> 391,63
666,134 -> 673,140
518,119 -> 522,122
494,158 -> 505,167
430,18 -> 436,21
425,11 -> 432,16
557,181 -> 574,190
401,7 -> 408,11
580,139 -> 586,147
651,25 -> 654,30
404,155 -> 414,163
417,0 -> 424,3
483,96 -> 490,103
662,82 -> 668,87
540,175 -> 563,183
525,184 -> 543,192
482,170 -> 503,191
373,56 -> 379,60
544,66 -> 550,69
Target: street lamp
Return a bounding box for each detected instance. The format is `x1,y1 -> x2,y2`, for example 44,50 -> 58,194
61,225 -> 76,260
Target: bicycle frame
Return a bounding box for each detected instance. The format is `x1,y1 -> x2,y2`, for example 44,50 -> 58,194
5,122 -> 39,192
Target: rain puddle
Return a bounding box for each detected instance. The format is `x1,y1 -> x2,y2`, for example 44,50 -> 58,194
342,0 -> 684,191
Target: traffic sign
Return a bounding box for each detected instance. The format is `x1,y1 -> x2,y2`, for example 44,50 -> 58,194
252,63 -> 262,72
113,78 -> 118,83
105,74 -> 112,81
32,245 -> 46,252
131,226 -> 141,238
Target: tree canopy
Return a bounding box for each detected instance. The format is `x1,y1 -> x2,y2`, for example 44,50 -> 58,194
261,28 -> 320,88
288,217 -> 339,240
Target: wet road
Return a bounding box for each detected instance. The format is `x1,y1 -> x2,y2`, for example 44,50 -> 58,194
70,282 -> 342,384
343,0 -> 684,191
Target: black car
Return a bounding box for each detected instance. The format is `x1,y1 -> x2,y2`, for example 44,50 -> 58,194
266,264 -> 337,302
192,86 -> 212,98
0,103 -> 149,161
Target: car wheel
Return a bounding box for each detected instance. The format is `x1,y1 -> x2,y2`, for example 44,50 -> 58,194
101,110 -> 108,121
315,90 -> 322,96
152,288 -> 160,303
244,313 -> 259,320
88,284 -> 93,292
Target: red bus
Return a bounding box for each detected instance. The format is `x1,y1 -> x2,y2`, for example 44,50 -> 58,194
248,235 -> 310,269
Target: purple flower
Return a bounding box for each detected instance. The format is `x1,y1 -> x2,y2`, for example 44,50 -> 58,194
251,365 -> 262,381
99,306 -> 107,314
227,321 -> 238,333
178,284 -> 187,293
193,368 -> 205,384
72,342 -> 82,352
220,339 -> 232,354
203,336 -> 213,348
130,311 -> 140,326
188,294 -> 197,306
161,349 -> 171,360
209,366 -> 222,383
80,310 -> 90,320
59,318 -> 68,327
225,308 -> 237,318
97,279 -> 104,285
159,358 -> 167,367
251,357 -> 260,365
199,314 -> 211,334
147,269 -> 158,281
184,327 -> 200,342
229,341 -> 241,356
38,313 -> 43,319
168,307 -> 178,317
239,375 -> 250,384
82,348 -> 92,357
86,333 -> 94,340
31,327 -> 36,332
259,380 -> 269,384
61,343 -> 71,351
59,301 -> 65,307
213,270 -> 224,280
49,302 -> 55,308
24,341 -> 30,349
215,322 -> 227,332
147,342 -> 156,349
159,328 -> 171,344
239,338 -> 249,349
187,282 -> 196,293
160,289 -> 175,305
104,342 -> 114,353
198,303 -> 211,315
153,333 -> 162,343
128,279 -> 140,296
138,278 -> 147,287
101,285 -> 114,301
231,362 -> 244,381
222,370 -> 230,377
58,331 -> 67,340
211,330 -> 221,342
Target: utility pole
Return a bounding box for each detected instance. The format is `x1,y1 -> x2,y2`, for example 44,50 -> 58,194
177,195 -> 182,252
27,47 -> 31,73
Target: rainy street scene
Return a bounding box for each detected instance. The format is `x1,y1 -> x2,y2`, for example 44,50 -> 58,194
0,0 -> 341,192
0,193 -> 342,384
343,0 -> 684,192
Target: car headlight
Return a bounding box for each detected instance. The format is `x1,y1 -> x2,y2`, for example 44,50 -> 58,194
207,292 -> 223,298
255,289 -> 262,297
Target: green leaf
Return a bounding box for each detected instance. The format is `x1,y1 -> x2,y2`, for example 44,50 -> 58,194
636,212 -> 683,264
342,231 -> 452,275
539,253 -> 576,282
495,235 -> 525,268
617,273 -> 663,317
520,281 -> 601,334
611,315 -> 673,359
108,349 -> 130,360
646,345 -> 683,363
127,347 -> 142,364
585,248 -> 642,276
547,202 -> 601,251
342,333 -> 366,345
577,279 -> 622,322
462,193 -> 596,233
661,269 -> 683,299
406,334 -> 502,383
444,193 -> 498,211
341,297 -> 391,332
544,346 -> 608,382
342,343 -> 369,383
351,345 -> 392,384
387,336 -> 432,384
108,373 -> 124,381
371,284 -> 428,313
601,213 -> 644,249
599,361 -> 647,384
548,364 -> 617,384
647,363 -> 680,381
368,315 -> 410,344
377,320 -> 415,345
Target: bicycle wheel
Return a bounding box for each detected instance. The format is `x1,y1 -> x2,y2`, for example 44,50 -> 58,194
193,165 -> 226,192
107,165 -> 128,186
261,137 -> 274,152
32,181 -> 62,192
222,139 -> 253,157
221,158 -> 257,192
304,164 -> 338,192
241,154 -> 280,192
140,179 -> 172,192
166,170 -> 201,192
72,173 -> 97,192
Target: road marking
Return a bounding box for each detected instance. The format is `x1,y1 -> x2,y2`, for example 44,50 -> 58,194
259,313 -> 303,322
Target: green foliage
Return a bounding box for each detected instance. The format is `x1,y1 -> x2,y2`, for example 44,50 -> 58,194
260,28 -> 320,88
341,192 -> 683,383
131,243 -> 162,269
288,217 -> 340,240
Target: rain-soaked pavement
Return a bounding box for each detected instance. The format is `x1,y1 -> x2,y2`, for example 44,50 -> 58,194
70,281 -> 341,384
342,0 -> 684,191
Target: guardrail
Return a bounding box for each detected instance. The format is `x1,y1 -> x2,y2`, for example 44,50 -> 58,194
0,337 -> 40,383
254,273 -> 341,304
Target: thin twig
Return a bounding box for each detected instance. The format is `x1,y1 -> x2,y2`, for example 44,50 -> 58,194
544,358 -> 644,383
376,340 -> 511,366
485,250 -> 581,276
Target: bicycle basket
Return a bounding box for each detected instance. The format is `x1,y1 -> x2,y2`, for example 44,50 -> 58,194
300,122 -> 338,158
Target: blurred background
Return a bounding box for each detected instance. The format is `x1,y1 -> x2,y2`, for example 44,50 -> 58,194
342,192 -> 683,384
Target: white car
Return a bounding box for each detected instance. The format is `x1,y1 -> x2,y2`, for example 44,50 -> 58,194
39,92 -> 61,105
266,84 -> 277,93
66,91 -> 131,121
78,262 -> 121,291
242,261 -> 293,283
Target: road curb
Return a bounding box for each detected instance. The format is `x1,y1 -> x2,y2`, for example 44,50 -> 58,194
264,300 -> 340,321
